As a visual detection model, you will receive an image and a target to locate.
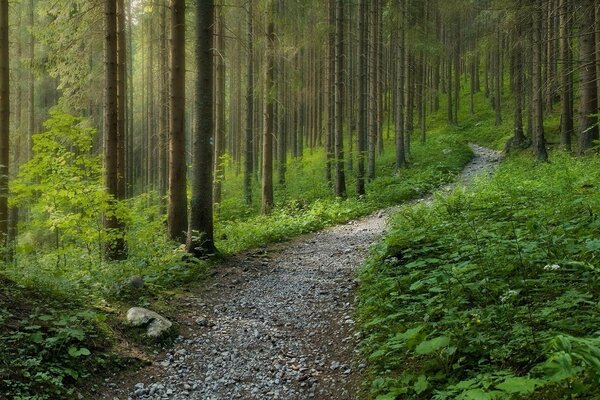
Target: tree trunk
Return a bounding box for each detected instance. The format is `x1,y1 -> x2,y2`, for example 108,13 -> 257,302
187,0 -> 216,256
395,0 -> 406,171
158,0 -> 168,208
243,1 -> 254,205
533,0 -> 548,162
117,0 -> 127,201
334,0 -> 346,198
261,5 -> 275,214
213,8 -> 226,209
168,0 -> 187,243
27,0 -> 34,162
511,16 -> 526,148
0,0 -> 8,246
326,0 -> 335,184
356,0 -> 367,196
104,0 -> 127,260
367,0 -> 377,181
560,0 -> 573,150
578,0 -> 598,153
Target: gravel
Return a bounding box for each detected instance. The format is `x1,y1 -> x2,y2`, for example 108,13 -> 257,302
100,145 -> 502,400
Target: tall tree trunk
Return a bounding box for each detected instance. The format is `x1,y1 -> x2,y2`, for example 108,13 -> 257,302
334,0 -> 346,198
104,0 -> 127,260
243,1 -> 254,205
213,7 -> 226,209
27,0 -> 34,162
560,0 -> 573,150
578,0 -> 598,153
158,0 -> 168,208
187,0 -> 216,256
495,27 -> 502,126
261,4 -> 275,214
511,16 -> 526,148
395,0 -> 406,171
117,0 -> 127,201
356,0 -> 367,196
533,0 -> 548,162
367,0 -> 377,181
326,0 -> 335,184
168,0 -> 187,243
0,0 -> 8,246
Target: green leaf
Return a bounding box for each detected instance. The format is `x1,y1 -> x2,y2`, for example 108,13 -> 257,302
415,335 -> 450,355
495,376 -> 540,394
458,389 -> 492,400
68,346 -> 91,357
585,239 -> 600,252
414,374 -> 429,394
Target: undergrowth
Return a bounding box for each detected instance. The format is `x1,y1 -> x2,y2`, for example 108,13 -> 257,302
0,108 -> 472,398
358,153 -> 600,399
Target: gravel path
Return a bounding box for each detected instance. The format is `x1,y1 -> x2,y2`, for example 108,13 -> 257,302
101,145 -> 502,400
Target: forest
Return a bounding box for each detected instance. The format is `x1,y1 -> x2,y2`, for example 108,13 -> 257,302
1,0 -> 600,399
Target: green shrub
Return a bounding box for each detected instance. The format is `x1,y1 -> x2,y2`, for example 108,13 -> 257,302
358,153 -> 600,399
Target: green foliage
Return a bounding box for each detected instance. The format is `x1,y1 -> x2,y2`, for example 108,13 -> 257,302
11,109 -> 108,268
2,112 -> 473,398
216,133 -> 472,254
358,153 -> 600,399
0,276 -> 115,399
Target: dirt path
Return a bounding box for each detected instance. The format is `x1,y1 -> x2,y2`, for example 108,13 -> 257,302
101,145 -> 502,400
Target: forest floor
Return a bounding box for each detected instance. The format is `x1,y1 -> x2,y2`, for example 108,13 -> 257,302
100,144 -> 502,400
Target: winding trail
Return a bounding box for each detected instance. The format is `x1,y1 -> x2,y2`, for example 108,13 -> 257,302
101,145 -> 502,400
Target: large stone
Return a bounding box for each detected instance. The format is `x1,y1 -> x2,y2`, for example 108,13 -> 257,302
126,307 -> 173,338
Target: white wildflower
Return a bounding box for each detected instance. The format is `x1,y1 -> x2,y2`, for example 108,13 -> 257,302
543,264 -> 561,271
500,289 -> 518,303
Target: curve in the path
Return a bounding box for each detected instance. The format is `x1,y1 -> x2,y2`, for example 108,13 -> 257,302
102,145 -> 502,400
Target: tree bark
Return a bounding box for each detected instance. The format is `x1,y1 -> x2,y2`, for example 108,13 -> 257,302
334,0 -> 346,198
0,0 -> 8,246
261,4 -> 275,214
578,0 -> 598,153
117,0 -> 127,200
104,0 -> 127,260
243,1 -> 254,205
168,0 -> 187,243
187,0 -> 216,256
533,0 -> 548,162
560,0 -> 573,150
213,7 -> 226,210
356,0 -> 368,196
394,0 -> 406,171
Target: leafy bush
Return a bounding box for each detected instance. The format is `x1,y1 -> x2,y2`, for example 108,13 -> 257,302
11,109 -> 109,268
358,153 -> 600,399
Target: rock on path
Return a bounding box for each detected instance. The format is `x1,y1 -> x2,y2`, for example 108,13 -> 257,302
101,144 -> 502,400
